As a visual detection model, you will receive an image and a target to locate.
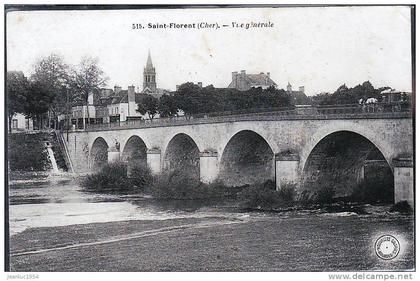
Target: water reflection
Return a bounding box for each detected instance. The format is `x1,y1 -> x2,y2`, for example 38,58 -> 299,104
8,179 -> 244,235
8,177 -> 403,237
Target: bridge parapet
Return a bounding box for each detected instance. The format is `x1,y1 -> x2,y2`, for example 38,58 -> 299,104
82,111 -> 412,132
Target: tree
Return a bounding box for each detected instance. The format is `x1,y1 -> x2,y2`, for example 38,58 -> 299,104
173,82 -> 203,116
6,71 -> 29,132
316,81 -> 389,105
137,95 -> 159,120
70,56 -> 108,126
172,82 -> 292,116
25,80 -> 56,129
158,95 -> 178,118
31,54 -> 70,129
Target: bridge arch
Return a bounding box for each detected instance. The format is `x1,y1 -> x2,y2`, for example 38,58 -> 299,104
300,123 -> 394,170
121,135 -> 148,171
301,130 -> 394,203
89,137 -> 109,171
163,133 -> 201,179
219,130 -> 275,186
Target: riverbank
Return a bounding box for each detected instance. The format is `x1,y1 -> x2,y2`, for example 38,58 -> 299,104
8,171 -> 78,186
9,213 -> 414,271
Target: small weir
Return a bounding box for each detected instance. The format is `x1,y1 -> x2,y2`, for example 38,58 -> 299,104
45,141 -> 59,173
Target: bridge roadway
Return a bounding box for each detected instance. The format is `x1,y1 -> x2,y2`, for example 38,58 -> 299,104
64,110 -> 414,205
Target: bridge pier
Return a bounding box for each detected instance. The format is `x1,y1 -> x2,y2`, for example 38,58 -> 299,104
147,148 -> 161,175
393,158 -> 414,207
275,153 -> 300,190
199,151 -> 219,183
108,149 -> 120,163
357,165 -> 365,184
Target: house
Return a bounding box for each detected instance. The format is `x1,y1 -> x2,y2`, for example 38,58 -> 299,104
286,83 -> 311,105
228,69 -> 310,105
228,70 -> 277,91
68,51 -> 171,127
10,113 -> 33,132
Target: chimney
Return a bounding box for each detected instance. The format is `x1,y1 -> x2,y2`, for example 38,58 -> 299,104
287,83 -> 292,92
114,85 -> 122,94
197,82 -> 202,88
128,85 -> 135,102
267,72 -> 270,78
232,71 -> 238,82
299,86 -> 305,93
240,70 -> 246,75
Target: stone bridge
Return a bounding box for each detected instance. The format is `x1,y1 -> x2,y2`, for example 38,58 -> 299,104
64,112 -> 414,205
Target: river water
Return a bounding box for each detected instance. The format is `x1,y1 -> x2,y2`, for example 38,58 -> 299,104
8,176 -> 415,271
8,177 -> 250,235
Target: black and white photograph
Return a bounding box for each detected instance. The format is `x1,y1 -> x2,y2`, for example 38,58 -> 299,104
4,4 -> 415,274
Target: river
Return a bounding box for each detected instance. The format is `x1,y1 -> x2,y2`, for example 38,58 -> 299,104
8,177 -> 251,235
8,177 -> 415,271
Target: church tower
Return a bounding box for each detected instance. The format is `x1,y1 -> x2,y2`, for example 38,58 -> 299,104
143,51 -> 156,93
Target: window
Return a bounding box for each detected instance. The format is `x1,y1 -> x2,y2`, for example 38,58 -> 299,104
12,119 -> 18,129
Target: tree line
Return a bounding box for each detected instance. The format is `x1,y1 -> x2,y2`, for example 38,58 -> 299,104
312,81 -> 391,105
9,53 -> 396,133
7,54 -> 108,132
136,83 -> 292,119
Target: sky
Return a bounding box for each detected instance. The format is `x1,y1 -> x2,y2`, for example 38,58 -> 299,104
6,6 -> 413,96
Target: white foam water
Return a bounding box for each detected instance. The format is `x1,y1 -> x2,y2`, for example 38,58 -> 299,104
46,147 -> 59,173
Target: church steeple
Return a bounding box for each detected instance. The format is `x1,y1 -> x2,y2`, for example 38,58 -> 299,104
146,50 -> 154,70
143,50 -> 156,93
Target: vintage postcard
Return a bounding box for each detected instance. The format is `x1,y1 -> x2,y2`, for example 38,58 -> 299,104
4,4 -> 415,274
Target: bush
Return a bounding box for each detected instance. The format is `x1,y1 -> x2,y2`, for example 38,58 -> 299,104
130,164 -> 153,189
298,183 -> 335,206
147,170 -> 233,200
315,185 -> 335,205
390,201 -> 413,214
238,181 -> 296,209
148,170 -> 199,199
278,183 -> 297,202
8,133 -> 51,171
81,161 -> 132,192
351,178 -> 394,204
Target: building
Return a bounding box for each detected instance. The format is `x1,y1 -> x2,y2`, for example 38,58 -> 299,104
228,70 -> 277,91
286,83 -> 311,105
143,51 -> 157,93
68,51 -> 171,128
228,69 -> 311,105
10,113 -> 33,132
141,51 -> 170,96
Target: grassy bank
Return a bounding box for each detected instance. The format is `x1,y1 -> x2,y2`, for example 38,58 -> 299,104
8,133 -> 51,171
8,132 -> 68,172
